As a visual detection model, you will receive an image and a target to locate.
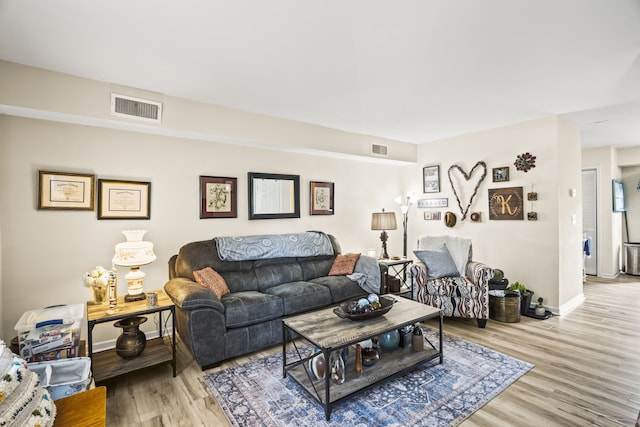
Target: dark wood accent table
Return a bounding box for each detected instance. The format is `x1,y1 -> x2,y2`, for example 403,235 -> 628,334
53,386 -> 106,427
86,290 -> 176,384
379,258 -> 414,298
282,298 -> 442,420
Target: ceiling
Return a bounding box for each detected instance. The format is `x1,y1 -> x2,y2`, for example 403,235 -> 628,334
1,0 -> 640,149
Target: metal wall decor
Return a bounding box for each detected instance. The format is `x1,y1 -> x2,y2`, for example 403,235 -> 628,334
514,152 -> 536,172
488,187 -> 524,220
447,161 -> 487,221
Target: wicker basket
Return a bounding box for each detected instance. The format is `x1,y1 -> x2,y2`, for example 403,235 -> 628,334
489,294 -> 521,323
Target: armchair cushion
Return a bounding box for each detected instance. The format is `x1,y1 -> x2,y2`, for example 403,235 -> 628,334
414,244 -> 460,279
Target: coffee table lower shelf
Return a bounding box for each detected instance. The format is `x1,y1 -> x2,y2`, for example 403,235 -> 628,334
286,344 -> 440,405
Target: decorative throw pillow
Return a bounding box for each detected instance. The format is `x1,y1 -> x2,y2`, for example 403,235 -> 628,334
414,244 -> 460,279
329,253 -> 361,276
193,267 -> 230,299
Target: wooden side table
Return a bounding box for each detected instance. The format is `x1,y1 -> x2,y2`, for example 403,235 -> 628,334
86,289 -> 176,384
53,386 -> 106,427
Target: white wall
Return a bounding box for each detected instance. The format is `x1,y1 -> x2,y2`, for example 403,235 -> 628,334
401,116 -> 584,313
0,116 -> 404,343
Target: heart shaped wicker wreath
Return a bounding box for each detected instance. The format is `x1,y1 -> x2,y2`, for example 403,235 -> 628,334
447,161 -> 487,221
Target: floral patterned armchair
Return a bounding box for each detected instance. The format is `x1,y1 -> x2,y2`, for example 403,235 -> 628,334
410,235 -> 493,328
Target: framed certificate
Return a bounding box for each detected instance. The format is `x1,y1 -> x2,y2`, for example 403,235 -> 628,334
98,179 -> 151,219
38,170 -> 95,210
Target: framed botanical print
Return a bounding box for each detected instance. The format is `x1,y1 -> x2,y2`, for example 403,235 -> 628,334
200,176 -> 237,218
98,179 -> 150,219
38,170 -> 95,210
310,181 -> 334,215
423,165 -> 440,193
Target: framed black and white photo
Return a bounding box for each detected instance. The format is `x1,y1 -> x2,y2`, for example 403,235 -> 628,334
423,165 -> 441,193
492,167 -> 509,182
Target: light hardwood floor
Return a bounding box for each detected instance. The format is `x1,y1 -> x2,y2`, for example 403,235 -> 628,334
103,276 -> 640,426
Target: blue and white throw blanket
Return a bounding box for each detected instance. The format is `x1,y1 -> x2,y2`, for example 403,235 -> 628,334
215,232 -> 334,261
348,256 -> 381,294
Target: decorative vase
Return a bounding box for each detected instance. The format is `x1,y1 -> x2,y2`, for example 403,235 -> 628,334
379,330 -> 400,352
330,350 -> 345,384
308,350 -> 325,380
361,347 -> 379,367
92,284 -> 107,304
114,316 -> 147,359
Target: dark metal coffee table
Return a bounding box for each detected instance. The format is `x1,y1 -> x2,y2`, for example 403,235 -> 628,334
282,297 -> 443,420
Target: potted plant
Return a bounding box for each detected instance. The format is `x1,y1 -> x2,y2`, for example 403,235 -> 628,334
508,282 -> 534,315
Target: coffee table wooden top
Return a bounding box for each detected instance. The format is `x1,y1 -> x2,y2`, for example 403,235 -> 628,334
283,297 -> 441,349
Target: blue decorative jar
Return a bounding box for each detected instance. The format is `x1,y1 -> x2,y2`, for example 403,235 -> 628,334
378,330 -> 400,352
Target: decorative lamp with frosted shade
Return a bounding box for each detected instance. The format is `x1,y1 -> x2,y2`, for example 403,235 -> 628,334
394,192 -> 417,258
112,230 -> 156,302
371,209 -> 397,259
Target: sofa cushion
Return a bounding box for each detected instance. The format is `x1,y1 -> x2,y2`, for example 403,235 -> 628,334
329,253 -> 361,275
193,267 -> 230,299
254,257 -> 304,291
221,291 -> 283,328
414,244 -> 460,279
299,256 -> 334,280
263,281 -> 332,315
311,276 -> 367,303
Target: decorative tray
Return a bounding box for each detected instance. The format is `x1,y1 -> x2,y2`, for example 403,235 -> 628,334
333,295 -> 395,320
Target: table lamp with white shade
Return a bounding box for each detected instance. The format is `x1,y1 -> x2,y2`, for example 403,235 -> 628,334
112,229 -> 156,302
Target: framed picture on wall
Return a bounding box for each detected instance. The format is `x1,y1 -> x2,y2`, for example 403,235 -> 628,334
97,179 -> 151,219
423,165 -> 441,193
310,181 -> 334,215
492,166 -> 509,182
200,176 -> 237,218
38,170 -> 95,210
488,187 -> 524,220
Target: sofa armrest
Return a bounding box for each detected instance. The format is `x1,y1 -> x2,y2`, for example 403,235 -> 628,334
164,278 -> 225,312
466,261 -> 494,287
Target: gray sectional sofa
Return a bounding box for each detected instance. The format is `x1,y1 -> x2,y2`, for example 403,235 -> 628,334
164,232 -> 384,369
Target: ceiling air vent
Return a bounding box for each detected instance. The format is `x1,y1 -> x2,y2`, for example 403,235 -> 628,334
111,94 -> 162,123
370,143 -> 388,157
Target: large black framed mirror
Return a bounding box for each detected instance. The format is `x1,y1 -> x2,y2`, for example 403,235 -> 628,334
248,172 -> 300,219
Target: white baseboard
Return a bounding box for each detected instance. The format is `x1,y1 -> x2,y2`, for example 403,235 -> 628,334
555,292 -> 586,316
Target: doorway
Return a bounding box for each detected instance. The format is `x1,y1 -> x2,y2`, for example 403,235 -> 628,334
582,168 -> 598,276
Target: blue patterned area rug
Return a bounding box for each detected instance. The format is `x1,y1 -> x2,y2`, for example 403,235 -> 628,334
204,329 -> 533,427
